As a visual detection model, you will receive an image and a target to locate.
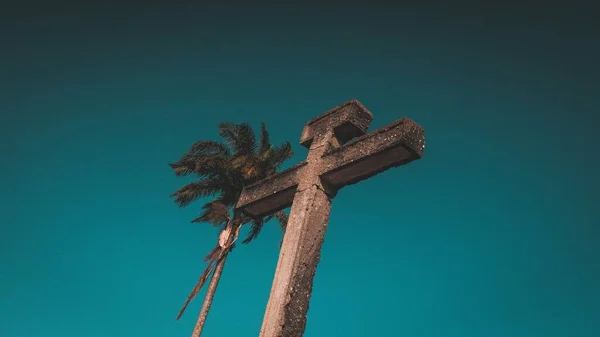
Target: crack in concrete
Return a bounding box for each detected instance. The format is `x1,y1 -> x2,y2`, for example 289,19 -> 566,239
312,183 -> 332,199
296,183 -> 329,197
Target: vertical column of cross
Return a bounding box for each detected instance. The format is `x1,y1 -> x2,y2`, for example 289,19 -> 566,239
259,131 -> 338,337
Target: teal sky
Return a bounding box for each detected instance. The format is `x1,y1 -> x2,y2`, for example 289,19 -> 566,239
1,3 -> 598,337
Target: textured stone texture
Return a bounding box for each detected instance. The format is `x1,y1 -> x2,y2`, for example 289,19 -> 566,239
237,162 -> 307,217
320,117 -> 425,195
299,99 -> 373,148
257,127 -> 336,337
235,100 -> 425,337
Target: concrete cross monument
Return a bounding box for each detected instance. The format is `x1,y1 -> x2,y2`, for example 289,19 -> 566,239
236,100 -> 425,337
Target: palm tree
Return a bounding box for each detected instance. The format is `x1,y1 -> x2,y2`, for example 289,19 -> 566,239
169,122 -> 293,337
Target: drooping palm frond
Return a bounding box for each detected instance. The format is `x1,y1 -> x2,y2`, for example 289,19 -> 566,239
169,140 -> 230,177
203,243 -> 222,263
193,155 -> 231,177
191,202 -> 231,226
273,210 -> 289,248
242,217 -> 266,244
170,178 -> 223,208
168,160 -> 196,177
168,153 -> 227,178
241,209 -> 288,245
170,152 -> 232,178
176,226 -> 239,320
273,210 -> 289,234
176,257 -> 218,321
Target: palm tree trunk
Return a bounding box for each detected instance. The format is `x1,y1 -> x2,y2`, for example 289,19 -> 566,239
190,251 -> 228,337
190,211 -> 240,337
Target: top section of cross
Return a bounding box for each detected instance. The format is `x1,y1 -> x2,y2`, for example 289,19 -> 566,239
236,99 -> 425,217
299,99 -> 374,149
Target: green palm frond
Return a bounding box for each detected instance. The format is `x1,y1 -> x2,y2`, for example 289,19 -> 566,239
169,152 -> 231,178
213,188 -> 242,208
217,122 -> 238,151
176,248 -> 222,321
238,213 -> 258,227
242,217 -> 266,244
242,209 -> 288,245
176,261 -> 213,320
191,202 -> 231,226
268,142 -> 294,171
203,244 -> 222,263
218,122 -> 256,156
235,123 -> 256,156
192,154 -> 231,178
168,160 -> 196,177
250,126 -> 292,180
231,155 -> 253,172
169,140 -> 230,177
170,178 -> 223,208
273,210 -> 289,234
259,122 -> 271,153
188,140 -> 230,156
273,210 -> 289,248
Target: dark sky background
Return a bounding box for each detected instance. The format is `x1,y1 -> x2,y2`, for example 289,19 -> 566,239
1,2 -> 598,337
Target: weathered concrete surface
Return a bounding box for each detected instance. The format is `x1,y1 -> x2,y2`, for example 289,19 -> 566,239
320,117 -> 425,195
237,162 -> 307,217
258,127 -> 336,337
235,99 -> 425,337
299,99 -> 373,148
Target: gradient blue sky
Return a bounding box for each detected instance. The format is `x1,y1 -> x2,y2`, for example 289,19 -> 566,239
1,3 -> 598,337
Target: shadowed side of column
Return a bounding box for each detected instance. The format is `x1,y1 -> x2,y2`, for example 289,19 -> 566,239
259,185 -> 331,337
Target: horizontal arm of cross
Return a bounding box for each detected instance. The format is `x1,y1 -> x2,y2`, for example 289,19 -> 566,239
236,117 -> 425,217
236,162 -> 307,217
320,117 -> 425,194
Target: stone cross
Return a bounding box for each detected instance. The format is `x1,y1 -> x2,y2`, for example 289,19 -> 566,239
236,100 -> 425,337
